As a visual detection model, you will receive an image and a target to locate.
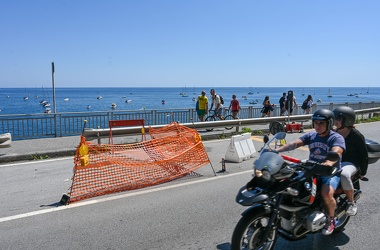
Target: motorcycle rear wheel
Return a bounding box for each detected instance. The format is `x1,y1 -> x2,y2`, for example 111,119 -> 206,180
334,213 -> 350,233
231,212 -> 278,250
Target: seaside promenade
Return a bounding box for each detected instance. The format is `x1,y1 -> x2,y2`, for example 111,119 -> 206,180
0,122 -> 280,164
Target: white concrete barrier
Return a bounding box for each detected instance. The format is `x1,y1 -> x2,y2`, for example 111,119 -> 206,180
225,133 -> 256,163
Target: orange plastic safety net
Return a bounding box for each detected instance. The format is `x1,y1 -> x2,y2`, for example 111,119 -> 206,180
149,122 -> 198,139
67,123 -> 209,204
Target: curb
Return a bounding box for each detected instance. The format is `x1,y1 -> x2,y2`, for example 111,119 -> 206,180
0,149 -> 76,164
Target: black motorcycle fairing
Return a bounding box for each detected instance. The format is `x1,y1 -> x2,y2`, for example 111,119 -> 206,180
236,186 -> 269,206
246,176 -> 274,190
240,203 -> 271,218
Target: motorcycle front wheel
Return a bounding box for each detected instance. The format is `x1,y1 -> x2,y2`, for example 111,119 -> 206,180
231,212 -> 278,250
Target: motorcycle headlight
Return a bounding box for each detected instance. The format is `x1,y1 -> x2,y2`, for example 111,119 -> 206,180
254,169 -> 263,177
253,168 -> 271,182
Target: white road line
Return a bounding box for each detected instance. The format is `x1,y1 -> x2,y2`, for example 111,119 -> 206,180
0,157 -> 73,168
0,170 -> 252,223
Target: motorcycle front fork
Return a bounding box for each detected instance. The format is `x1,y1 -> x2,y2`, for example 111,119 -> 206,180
261,195 -> 284,242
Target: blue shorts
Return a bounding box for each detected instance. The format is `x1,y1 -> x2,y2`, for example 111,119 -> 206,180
216,108 -> 223,116
320,174 -> 341,190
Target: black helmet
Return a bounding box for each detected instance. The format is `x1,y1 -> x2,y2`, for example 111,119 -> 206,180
333,106 -> 356,127
312,109 -> 335,130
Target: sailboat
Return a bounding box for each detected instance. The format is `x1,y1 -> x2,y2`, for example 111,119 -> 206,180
39,86 -> 51,109
181,86 -> 188,97
327,89 -> 333,98
23,88 -> 29,100
248,87 -> 254,95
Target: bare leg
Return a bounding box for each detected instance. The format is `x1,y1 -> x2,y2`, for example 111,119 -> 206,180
321,184 -> 336,217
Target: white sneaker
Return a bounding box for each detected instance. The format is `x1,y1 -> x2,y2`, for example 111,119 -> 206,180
346,202 -> 357,216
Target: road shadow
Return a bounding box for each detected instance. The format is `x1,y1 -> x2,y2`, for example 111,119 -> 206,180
40,201 -> 63,208
216,242 -> 230,250
216,231 -> 351,250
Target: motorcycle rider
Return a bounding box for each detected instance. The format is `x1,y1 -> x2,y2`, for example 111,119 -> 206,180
333,106 -> 368,216
274,109 -> 345,235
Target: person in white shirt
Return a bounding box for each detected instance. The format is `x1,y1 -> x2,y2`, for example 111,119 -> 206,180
209,89 -> 224,119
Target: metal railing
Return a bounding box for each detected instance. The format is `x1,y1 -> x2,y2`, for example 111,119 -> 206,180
1,101 -> 379,140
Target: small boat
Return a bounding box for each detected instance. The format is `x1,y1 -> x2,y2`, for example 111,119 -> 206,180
97,96 -> 102,100
111,103 -> 117,109
125,99 -> 132,103
249,100 -> 258,104
40,100 -> 49,106
192,97 -> 196,101
182,93 -> 188,97
86,105 -> 91,109
317,99 -> 322,103
44,108 -> 51,114
122,96 -> 126,98
23,96 -> 28,101
162,100 -> 165,104
0,133 -> 11,148
327,89 -> 332,98
64,97 -> 69,101
34,95 -> 38,99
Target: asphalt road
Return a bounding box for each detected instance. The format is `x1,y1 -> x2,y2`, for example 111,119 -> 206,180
1,122 -> 379,249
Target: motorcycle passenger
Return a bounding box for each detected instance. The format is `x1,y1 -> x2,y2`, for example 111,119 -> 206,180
274,109 -> 345,235
333,106 -> 368,216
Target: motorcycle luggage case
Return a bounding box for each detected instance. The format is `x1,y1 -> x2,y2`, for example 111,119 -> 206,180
285,123 -> 303,133
366,139 -> 380,164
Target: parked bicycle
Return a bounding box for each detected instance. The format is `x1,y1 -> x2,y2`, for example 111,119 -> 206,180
205,109 -> 235,131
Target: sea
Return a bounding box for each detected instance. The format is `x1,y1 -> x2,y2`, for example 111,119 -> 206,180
0,87 -> 379,115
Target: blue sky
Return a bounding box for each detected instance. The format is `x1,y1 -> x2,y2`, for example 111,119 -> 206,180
1,0 -> 379,88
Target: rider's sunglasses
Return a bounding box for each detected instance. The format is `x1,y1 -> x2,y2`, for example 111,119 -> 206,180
314,121 -> 327,126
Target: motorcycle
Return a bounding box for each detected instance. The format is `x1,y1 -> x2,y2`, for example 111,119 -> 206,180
230,132 -> 362,250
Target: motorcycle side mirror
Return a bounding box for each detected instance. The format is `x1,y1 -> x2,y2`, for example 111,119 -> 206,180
274,132 -> 286,140
326,151 -> 339,162
263,135 -> 269,143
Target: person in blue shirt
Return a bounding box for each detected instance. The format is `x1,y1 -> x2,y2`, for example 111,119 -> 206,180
274,109 -> 346,235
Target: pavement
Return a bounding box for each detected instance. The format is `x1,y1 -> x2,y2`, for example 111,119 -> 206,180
0,122 -> 311,164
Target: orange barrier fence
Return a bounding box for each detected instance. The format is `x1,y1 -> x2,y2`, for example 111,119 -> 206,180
149,122 -> 197,139
66,123 -> 210,204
